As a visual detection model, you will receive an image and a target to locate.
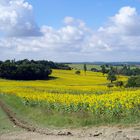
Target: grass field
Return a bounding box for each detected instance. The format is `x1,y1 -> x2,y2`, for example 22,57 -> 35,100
68,63 -> 140,71
0,69 -> 140,128
0,108 -> 21,133
68,64 -> 101,70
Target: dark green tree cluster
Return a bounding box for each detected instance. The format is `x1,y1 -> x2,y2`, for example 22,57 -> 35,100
120,65 -> 140,76
100,65 -> 109,75
0,60 -> 52,80
15,59 -> 71,70
0,59 -> 72,80
92,64 -> 140,88
126,76 -> 140,87
94,64 -> 140,77
107,69 -> 117,83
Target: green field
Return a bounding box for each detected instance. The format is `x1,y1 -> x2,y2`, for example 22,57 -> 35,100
0,108 -> 21,133
68,64 -> 101,70
68,63 -> 140,71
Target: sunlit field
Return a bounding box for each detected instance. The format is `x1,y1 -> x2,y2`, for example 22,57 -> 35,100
0,69 -> 140,127
0,69 -> 127,92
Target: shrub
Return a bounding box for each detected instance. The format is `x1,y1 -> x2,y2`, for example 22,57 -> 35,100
126,76 -> 140,87
115,81 -> 124,87
75,70 -> 81,75
107,70 -> 117,83
107,83 -> 114,88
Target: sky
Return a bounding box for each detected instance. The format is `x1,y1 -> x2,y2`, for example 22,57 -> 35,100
0,0 -> 140,62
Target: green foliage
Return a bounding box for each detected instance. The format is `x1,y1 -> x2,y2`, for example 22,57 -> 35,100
69,63 -> 140,76
1,94 -> 140,128
101,65 -> 106,75
75,70 -> 81,75
83,64 -> 87,71
83,64 -> 87,75
0,59 -> 72,80
120,65 -> 140,76
100,65 -> 109,75
0,108 -> 21,133
0,60 -> 52,80
68,64 -> 101,70
16,59 -> 71,70
107,83 -> 114,88
107,70 -> 117,83
91,68 -> 100,72
126,76 -> 140,87
115,81 -> 124,87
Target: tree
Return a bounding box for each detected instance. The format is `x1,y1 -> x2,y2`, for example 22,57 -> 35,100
0,60 -> 52,80
107,70 -> 117,83
101,65 -> 106,75
84,64 -> 87,75
120,65 -> 132,76
75,70 -> 81,75
126,76 -> 140,87
91,68 -> 99,72
0,59 -> 72,80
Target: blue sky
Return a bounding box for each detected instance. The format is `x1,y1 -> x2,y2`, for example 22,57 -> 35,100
27,0 -> 140,28
0,0 -> 140,62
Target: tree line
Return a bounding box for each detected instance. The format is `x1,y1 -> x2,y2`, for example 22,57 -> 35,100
0,59 -> 71,80
90,64 -> 140,88
97,65 -> 140,76
99,65 -> 140,88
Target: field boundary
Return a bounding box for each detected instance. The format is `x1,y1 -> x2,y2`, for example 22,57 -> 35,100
1,99 -> 140,139
0,99 -> 73,137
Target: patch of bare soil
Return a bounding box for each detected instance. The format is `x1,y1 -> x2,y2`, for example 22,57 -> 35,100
0,99 -> 140,140
1,126 -> 140,140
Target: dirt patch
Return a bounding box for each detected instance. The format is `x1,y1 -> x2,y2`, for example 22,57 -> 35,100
1,127 -> 140,140
0,99 -> 140,140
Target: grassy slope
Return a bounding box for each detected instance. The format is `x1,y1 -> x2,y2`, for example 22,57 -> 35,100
0,108 -> 21,134
68,64 -> 101,70
68,63 -> 140,70
0,94 -> 98,128
1,94 -> 139,129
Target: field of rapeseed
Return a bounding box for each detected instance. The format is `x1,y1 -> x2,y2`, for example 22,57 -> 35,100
0,69 -> 139,125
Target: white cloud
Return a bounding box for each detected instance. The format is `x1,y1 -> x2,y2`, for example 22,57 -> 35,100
39,18 -> 92,52
99,6 -> 140,36
0,3 -> 140,61
63,17 -> 75,25
63,16 -> 86,28
0,0 -> 41,37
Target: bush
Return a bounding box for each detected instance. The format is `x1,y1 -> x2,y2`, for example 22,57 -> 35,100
91,68 -> 100,72
107,83 -> 114,88
126,76 -> 136,87
126,76 -> 140,87
115,81 -> 124,87
107,70 -> 117,83
75,70 -> 81,75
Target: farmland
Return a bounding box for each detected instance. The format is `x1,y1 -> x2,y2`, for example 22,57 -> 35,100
0,69 -> 140,129
68,64 -> 101,70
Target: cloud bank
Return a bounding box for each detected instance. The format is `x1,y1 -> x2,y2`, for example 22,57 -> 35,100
0,0 -> 41,37
0,0 -> 140,61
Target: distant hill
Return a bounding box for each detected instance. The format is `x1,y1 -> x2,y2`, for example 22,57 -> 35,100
63,62 -> 140,66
